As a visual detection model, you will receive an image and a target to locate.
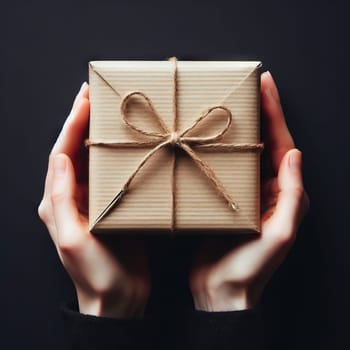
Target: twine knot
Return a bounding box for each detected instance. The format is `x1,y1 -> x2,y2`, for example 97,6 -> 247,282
169,132 -> 180,147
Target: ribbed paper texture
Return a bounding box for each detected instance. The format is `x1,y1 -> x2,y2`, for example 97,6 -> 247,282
88,60 -> 261,234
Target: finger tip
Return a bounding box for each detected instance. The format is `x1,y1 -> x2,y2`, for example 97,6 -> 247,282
54,153 -> 68,162
80,97 -> 90,116
74,82 -> 89,101
288,148 -> 302,158
81,82 -> 89,98
74,95 -> 90,114
261,70 -> 271,80
73,98 -> 90,132
261,70 -> 279,97
287,148 -> 303,172
261,70 -> 272,87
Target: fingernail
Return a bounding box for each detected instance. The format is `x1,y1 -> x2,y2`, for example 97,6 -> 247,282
74,82 -> 87,102
53,155 -> 66,176
288,150 -> 301,171
263,71 -> 280,102
79,81 -> 87,94
66,96 -> 83,124
264,70 -> 272,78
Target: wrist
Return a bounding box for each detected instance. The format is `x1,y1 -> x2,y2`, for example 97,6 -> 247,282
192,282 -> 258,312
76,288 -> 149,319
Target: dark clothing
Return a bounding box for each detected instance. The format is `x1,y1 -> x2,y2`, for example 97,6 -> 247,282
62,303 -> 263,350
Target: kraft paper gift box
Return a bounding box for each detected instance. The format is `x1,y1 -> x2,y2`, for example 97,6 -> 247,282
87,58 -> 263,234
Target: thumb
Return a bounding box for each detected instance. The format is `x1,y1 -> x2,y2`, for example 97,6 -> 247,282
271,149 -> 305,239
51,154 -> 82,242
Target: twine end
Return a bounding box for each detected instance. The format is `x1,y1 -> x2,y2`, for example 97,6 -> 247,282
90,189 -> 126,229
231,202 -> 240,211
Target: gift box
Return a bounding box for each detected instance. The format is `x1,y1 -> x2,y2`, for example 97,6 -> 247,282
87,58 -> 263,234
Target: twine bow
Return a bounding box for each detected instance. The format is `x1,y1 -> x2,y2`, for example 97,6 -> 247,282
86,57 -> 264,231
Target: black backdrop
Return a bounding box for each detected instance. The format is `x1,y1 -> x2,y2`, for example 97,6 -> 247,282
1,0 -> 347,349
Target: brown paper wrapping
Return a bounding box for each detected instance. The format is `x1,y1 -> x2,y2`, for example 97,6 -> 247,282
88,60 -> 262,234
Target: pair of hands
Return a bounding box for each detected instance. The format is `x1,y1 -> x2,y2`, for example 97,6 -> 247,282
38,72 -> 309,318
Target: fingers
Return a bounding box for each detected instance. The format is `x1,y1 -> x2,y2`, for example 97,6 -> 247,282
51,82 -> 90,158
261,72 -> 295,173
51,154 -> 84,248
268,149 -> 308,242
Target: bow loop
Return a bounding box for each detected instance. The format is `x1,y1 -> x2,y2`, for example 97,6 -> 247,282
120,91 -> 170,139
180,106 -> 232,145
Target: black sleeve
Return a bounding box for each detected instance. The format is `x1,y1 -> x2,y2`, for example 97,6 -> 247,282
61,302 -> 159,350
175,306 -> 264,350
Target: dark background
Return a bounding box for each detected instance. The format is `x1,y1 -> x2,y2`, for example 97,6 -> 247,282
1,0 -> 347,349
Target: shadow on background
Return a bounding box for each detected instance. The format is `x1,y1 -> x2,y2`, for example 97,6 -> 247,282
1,0 -> 347,349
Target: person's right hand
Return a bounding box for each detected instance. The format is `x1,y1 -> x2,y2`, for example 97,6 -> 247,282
189,72 -> 310,312
38,83 -> 150,318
